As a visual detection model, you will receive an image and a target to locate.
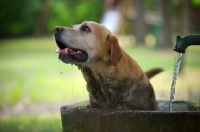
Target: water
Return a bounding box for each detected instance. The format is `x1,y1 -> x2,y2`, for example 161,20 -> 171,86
81,66 -> 85,93
169,53 -> 183,111
71,64 -> 74,94
59,60 -> 63,74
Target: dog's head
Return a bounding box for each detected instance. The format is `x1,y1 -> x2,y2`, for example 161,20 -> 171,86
53,21 -> 123,66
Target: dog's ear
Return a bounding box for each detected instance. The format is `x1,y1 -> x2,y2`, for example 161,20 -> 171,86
107,34 -> 123,66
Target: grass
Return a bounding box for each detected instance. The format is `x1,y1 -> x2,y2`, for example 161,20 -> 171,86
0,36 -> 200,132
0,114 -> 62,132
0,37 -> 88,108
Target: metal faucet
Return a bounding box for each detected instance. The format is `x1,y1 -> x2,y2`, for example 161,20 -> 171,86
173,35 -> 200,53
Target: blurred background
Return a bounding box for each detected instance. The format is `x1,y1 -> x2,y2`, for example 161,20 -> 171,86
0,0 -> 200,131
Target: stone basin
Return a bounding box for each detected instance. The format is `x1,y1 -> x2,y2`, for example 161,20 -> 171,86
60,101 -> 200,132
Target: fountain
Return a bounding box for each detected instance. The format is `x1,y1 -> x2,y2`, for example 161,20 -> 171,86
170,35 -> 200,111
173,35 -> 200,53
60,35 -> 200,132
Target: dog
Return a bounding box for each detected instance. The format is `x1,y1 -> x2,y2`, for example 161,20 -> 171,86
53,21 -> 162,110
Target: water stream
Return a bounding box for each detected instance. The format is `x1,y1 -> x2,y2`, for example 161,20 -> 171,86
81,66 -> 85,93
71,64 -> 74,94
169,53 -> 183,111
59,60 -> 63,74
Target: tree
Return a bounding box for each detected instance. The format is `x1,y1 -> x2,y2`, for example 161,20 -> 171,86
160,0 -> 173,48
179,0 -> 191,72
34,0 -> 49,36
180,0 -> 190,36
134,0 -> 146,45
0,0 -> 40,38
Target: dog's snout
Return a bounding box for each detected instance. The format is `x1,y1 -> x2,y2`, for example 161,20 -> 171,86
54,26 -> 63,34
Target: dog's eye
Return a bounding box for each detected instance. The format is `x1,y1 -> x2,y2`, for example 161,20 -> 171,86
81,25 -> 90,31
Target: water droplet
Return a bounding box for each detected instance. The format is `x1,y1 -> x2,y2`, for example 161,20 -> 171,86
59,60 -> 63,74
81,66 -> 85,93
71,65 -> 74,94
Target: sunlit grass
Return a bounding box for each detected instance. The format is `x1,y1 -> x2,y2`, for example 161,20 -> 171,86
0,114 -> 62,132
0,37 -> 88,109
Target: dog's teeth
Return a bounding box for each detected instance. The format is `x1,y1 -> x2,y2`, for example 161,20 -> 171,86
65,48 -> 69,54
55,48 -> 69,54
76,50 -> 83,54
56,48 -> 82,54
56,49 -> 60,53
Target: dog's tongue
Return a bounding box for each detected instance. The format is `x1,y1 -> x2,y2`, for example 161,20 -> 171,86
56,48 -> 67,54
55,48 -> 83,54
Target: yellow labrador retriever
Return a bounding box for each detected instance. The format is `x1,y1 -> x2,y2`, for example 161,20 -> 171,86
53,21 -> 162,110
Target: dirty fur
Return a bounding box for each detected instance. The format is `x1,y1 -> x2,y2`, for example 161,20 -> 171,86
80,66 -> 158,110
54,21 -> 161,111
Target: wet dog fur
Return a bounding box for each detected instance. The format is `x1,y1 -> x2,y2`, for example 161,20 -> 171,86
53,21 -> 163,110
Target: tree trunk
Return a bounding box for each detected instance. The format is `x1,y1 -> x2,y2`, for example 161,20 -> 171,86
179,0 -> 191,72
34,0 -> 49,36
180,0 -> 190,35
160,0 -> 173,48
134,0 -> 146,45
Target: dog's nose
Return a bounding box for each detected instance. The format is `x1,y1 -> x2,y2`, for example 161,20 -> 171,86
54,26 -> 63,33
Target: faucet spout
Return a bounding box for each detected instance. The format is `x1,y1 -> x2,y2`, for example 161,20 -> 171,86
173,35 -> 200,53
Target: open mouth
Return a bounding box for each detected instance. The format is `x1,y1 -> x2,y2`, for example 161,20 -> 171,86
55,38 -> 88,63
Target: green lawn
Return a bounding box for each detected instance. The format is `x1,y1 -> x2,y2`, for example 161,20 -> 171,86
0,37 -> 88,108
0,37 -> 200,132
0,114 -> 62,132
